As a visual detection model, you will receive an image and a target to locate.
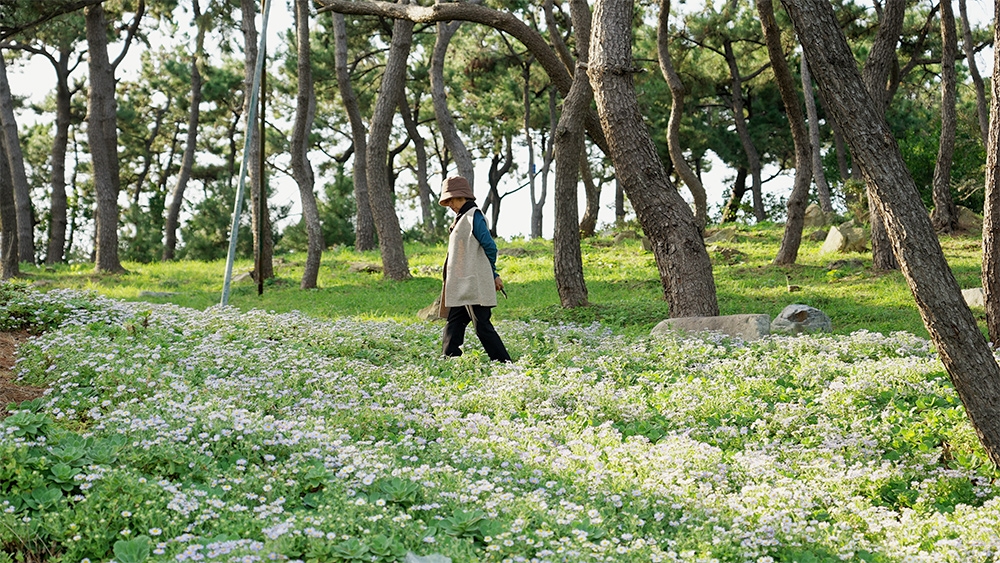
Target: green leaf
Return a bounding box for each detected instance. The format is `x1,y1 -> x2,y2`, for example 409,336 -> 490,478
113,535 -> 151,563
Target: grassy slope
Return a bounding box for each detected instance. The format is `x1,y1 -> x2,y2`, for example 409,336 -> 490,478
17,224 -> 986,339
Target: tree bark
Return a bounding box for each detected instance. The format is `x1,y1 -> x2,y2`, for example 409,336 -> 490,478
800,56 -> 833,213
657,0 -> 707,229
958,0 -> 988,145
982,0 -> 1000,345
291,0 -> 324,289
524,59 -> 546,239
861,0 -> 905,271
578,154 -> 602,237
553,0 -> 590,308
721,166 -> 749,223
333,13 -> 376,251
46,46 -> 72,264
757,0 -> 811,265
85,3 -> 125,273
931,0 -> 959,233
0,53 -> 34,264
241,0 -> 273,280
398,91 -> 432,235
0,135 -> 18,278
590,0 -> 718,317
482,136 -> 513,237
723,33 -> 765,222
163,0 -> 204,261
431,19 -> 475,185
782,0 -> 1000,467
366,15 -> 412,281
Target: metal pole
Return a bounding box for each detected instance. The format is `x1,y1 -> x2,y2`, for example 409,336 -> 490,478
221,0 -> 271,306
257,41 -> 266,297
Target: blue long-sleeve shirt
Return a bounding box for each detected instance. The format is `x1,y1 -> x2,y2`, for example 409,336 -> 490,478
471,210 -> 499,278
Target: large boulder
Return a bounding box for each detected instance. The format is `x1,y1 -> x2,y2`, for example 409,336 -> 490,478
803,203 -> 831,227
770,304 -> 832,335
962,287 -> 985,309
651,314 -> 770,341
819,224 -> 867,254
704,227 -> 738,244
957,206 -> 983,232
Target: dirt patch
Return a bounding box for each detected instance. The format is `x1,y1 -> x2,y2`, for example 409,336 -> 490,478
0,330 -> 45,419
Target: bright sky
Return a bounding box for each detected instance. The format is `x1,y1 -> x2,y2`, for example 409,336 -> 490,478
5,0 -> 996,241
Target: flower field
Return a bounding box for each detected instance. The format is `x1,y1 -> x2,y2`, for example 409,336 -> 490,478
1,285 -> 998,563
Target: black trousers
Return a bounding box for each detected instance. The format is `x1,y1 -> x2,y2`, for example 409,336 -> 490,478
442,304 -> 512,362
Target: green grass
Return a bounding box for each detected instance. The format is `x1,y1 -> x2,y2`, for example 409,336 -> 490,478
16,224 -> 987,339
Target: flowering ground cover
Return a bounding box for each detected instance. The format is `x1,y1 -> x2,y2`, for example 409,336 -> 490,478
1,285 -> 998,563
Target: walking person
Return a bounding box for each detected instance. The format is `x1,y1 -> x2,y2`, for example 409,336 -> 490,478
438,176 -> 512,363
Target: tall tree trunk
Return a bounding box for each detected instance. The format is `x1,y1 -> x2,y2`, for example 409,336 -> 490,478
366,15 -> 412,281
782,0 -> 1000,467
0,137 -> 18,278
85,3 -> 125,273
46,47 -> 72,264
861,0 -> 905,271
333,13 -> 375,251
291,0 -> 324,289
553,0 -> 591,308
757,0 -> 811,265
958,0 -> 988,145
982,0 -> 1000,344
163,0 -> 205,261
800,56 -> 833,213
723,37 -> 765,222
589,0 -> 718,317
614,177 -> 624,226
931,0 -> 959,233
241,0 -> 273,280
0,53 -> 34,264
721,166 -> 749,223
431,19 -> 475,185
398,91 -> 432,235
657,0 -> 707,229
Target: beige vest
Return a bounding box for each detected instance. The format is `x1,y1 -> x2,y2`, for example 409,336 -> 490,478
440,211 -> 497,315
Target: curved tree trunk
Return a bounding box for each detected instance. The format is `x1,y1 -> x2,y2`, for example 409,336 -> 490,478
723,39 -> 765,223
0,137 -> 18,278
46,47 -> 71,264
589,0 -> 718,317
163,0 -> 205,261
782,0 -> 1000,467
578,152 -> 601,237
85,3 -> 125,274
861,0 -> 904,271
553,0 -> 591,308
431,19 -> 475,185
757,0 -> 811,265
985,0 -> 1000,345
958,0 -> 988,145
0,53 -> 34,264
657,0 -> 707,229
291,0 -> 323,289
398,91 -> 432,235
333,13 -> 376,251
366,16 -> 412,281
482,137 -> 513,237
800,56 -> 833,213
241,0 -> 273,280
931,0 -> 959,233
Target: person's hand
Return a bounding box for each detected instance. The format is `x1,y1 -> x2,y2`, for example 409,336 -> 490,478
494,276 -> 504,292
